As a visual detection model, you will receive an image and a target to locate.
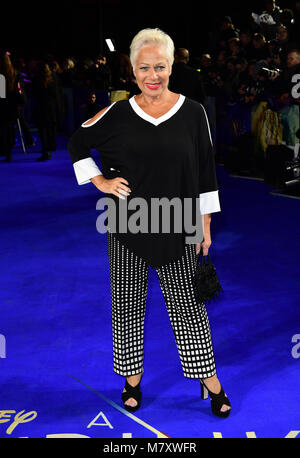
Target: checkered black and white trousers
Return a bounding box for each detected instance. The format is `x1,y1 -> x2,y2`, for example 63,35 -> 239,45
107,230 -> 217,379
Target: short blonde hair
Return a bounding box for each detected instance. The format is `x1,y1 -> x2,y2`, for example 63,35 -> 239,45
129,28 -> 175,73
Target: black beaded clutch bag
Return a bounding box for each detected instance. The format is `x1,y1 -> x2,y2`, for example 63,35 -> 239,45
193,247 -> 223,304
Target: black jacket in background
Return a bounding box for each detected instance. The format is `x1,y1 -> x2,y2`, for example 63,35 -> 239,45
169,62 -> 206,104
31,72 -> 60,126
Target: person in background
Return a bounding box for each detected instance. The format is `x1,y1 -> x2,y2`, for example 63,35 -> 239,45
48,59 -> 65,132
87,55 -> 112,91
195,54 -> 214,83
217,16 -> 239,51
200,53 -> 212,69
60,57 -> 76,88
275,25 -> 292,64
263,0 -> 282,24
260,0 -> 283,39
80,92 -> 101,124
239,30 -> 253,58
110,52 -> 136,94
0,50 -> 25,162
71,58 -> 93,89
249,33 -> 270,60
227,37 -> 246,59
12,55 -> 35,148
281,49 -> 300,97
169,48 -> 206,104
215,51 -> 227,76
31,61 -> 60,161
286,48 -> 300,71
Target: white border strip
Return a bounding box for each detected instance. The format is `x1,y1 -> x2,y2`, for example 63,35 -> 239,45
73,157 -> 102,185
129,94 -> 185,126
200,104 -> 213,146
81,102 -> 117,127
199,190 -> 221,214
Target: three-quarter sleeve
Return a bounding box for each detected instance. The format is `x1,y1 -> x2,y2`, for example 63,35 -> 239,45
67,102 -> 116,185
198,104 -> 221,215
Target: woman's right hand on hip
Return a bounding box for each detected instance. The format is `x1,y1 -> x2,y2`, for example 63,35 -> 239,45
91,175 -> 131,200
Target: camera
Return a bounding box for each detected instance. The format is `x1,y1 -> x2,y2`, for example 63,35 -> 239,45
284,157 -> 300,186
210,75 -> 222,86
258,67 -> 281,79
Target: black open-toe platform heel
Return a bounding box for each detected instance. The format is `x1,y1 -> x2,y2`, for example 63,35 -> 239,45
121,371 -> 143,413
200,379 -> 231,418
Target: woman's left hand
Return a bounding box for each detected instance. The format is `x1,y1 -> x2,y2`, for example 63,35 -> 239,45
196,238 -> 211,256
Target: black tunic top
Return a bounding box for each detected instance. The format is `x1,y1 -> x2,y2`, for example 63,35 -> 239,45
67,94 -> 221,268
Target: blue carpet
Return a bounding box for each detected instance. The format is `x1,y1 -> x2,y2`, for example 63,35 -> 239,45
0,136 -> 300,438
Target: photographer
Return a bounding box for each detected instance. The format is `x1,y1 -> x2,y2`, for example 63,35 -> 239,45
287,49 -> 300,71
260,0 -> 283,39
248,33 -> 270,60
201,64 -> 225,98
268,49 -> 300,110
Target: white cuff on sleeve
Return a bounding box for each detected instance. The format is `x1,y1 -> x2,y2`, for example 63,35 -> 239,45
73,157 -> 102,185
199,190 -> 221,214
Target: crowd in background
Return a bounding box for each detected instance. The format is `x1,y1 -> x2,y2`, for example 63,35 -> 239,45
198,0 -> 300,178
1,0 -> 300,190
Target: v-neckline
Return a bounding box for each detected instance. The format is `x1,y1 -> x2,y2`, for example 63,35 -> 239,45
129,93 -> 185,126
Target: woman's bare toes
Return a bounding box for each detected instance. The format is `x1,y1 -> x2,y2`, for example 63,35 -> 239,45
122,388 -> 138,407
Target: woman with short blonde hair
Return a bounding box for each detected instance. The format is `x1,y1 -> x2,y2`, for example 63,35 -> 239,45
129,27 -> 175,72
68,27 -> 231,418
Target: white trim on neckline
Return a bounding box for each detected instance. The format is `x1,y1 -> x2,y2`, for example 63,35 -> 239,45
129,94 -> 185,126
